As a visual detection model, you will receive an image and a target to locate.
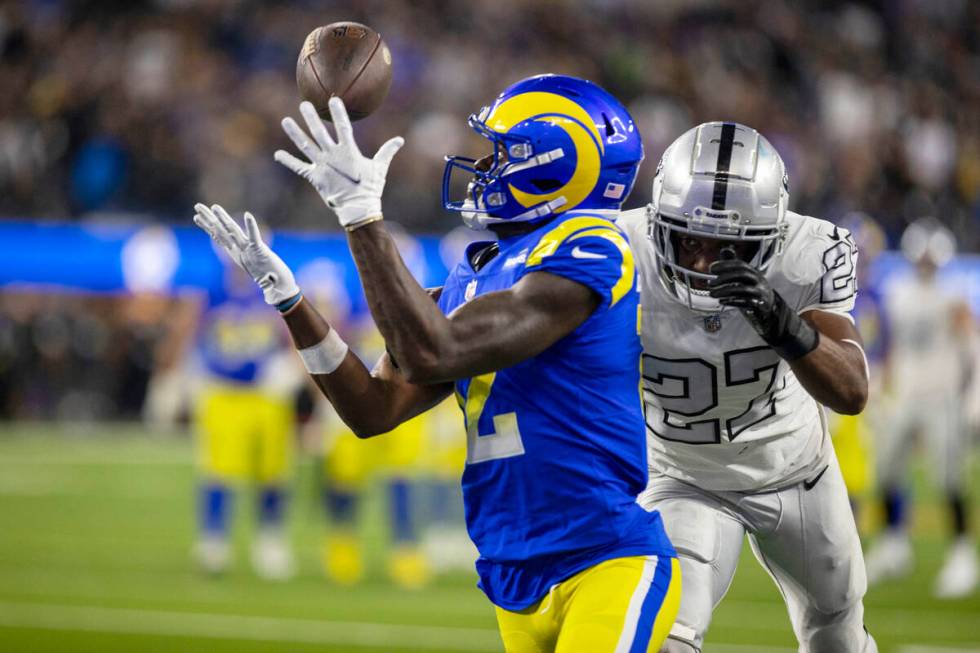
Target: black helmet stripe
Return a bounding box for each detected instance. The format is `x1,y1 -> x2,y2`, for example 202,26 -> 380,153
710,122 -> 737,210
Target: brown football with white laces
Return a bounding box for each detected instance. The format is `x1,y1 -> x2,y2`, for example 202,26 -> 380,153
296,21 -> 393,121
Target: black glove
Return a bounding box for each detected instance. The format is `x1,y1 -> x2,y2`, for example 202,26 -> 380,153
707,248 -> 819,360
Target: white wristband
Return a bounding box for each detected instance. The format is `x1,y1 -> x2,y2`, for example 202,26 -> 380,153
298,329 -> 349,375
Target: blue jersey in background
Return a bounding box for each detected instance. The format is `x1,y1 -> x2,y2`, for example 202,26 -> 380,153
854,286 -> 889,365
197,285 -> 284,384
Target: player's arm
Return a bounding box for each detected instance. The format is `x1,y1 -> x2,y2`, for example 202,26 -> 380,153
347,221 -> 598,383
793,310 -> 868,414
271,97 -> 602,383
191,203 -> 451,438
154,291 -> 204,372
281,298 -> 451,436
709,250 -> 868,415
953,300 -> 977,393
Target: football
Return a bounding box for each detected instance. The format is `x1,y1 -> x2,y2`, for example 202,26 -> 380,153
296,21 -> 393,121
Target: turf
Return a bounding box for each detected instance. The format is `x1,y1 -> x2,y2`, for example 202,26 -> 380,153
0,425 -> 977,652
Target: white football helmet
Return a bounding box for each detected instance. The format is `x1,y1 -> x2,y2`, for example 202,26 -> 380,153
900,217 -> 956,268
647,122 -> 789,312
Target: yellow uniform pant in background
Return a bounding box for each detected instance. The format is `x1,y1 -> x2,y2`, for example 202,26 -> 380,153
196,386 -> 294,483
831,412 -> 873,497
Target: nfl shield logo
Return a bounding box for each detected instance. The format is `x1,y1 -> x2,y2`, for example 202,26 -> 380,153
703,314 -> 722,332
464,279 -> 478,302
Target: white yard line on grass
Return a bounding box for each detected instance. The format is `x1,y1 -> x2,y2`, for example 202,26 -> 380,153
6,601 -> 973,653
0,455 -> 190,466
0,601 -> 804,653
702,645 -> 794,653
899,647 -> 980,653
0,601 -> 502,651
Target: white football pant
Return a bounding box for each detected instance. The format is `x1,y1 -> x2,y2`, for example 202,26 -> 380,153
878,394 -> 965,493
640,455 -> 877,653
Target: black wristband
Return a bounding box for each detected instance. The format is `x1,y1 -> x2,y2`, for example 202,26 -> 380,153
771,312 -> 820,360
766,294 -> 820,361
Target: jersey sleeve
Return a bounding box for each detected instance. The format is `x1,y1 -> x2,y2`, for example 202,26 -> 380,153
790,219 -> 858,316
522,216 -> 635,310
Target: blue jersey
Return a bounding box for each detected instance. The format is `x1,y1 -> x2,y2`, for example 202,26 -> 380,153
197,287 -> 283,383
437,213 -> 674,610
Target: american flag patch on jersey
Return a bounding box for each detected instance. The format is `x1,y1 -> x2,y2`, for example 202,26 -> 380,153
703,314 -> 722,332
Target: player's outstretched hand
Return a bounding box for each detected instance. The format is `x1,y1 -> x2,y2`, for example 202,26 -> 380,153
193,204 -> 300,306
274,97 -> 404,231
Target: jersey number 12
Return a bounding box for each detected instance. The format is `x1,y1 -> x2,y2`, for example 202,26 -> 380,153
459,372 -> 525,464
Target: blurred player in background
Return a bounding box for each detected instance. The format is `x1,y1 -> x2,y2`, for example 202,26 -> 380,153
318,320 -> 433,590
622,123 -> 876,652
829,212 -> 889,522
864,218 -> 978,598
296,258 -> 421,586
313,229 -> 463,589
190,259 -> 303,579
321,376 -> 469,588
195,75 -> 681,652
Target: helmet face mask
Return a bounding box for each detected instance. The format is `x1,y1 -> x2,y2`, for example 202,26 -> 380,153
443,74 -> 644,231
444,114 -> 564,229
646,122 -> 789,312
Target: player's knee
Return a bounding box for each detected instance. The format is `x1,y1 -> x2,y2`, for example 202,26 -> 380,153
806,625 -> 872,653
659,635 -> 700,653
806,553 -> 866,613
800,602 -> 868,653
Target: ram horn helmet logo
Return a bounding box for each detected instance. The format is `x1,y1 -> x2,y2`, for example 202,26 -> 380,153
485,92 -> 603,213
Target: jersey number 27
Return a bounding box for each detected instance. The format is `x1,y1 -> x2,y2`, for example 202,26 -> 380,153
643,346 -> 784,444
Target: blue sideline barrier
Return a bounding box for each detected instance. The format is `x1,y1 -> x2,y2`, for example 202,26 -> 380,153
0,219 -> 977,315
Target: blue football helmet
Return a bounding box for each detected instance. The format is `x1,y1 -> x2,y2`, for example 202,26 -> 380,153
442,74 -> 644,230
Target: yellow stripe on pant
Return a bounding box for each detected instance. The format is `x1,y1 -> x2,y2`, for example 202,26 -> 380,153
495,555 -> 681,653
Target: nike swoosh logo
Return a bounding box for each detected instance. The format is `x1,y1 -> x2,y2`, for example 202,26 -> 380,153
571,246 -> 607,260
325,161 -> 361,184
803,465 -> 829,491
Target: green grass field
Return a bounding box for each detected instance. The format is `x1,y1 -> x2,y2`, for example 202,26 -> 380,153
0,425 -> 977,653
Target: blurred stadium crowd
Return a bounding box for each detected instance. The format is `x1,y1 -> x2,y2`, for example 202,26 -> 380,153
0,0 -> 978,244
0,292 -> 167,419
0,0 -> 977,423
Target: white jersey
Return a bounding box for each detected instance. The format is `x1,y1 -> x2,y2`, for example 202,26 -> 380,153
618,209 -> 858,491
884,275 -> 965,400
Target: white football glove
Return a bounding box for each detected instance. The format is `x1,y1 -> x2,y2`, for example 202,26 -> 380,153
192,203 -> 300,306
274,97 -> 404,230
